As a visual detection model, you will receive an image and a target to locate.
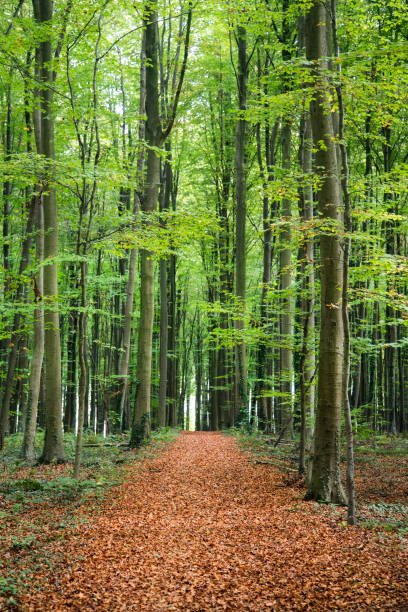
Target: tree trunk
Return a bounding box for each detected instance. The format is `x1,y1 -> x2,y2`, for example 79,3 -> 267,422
158,148 -> 171,428
279,119 -> 294,436
233,24 -> 248,421
298,113 -> 316,474
167,252 -> 178,426
0,200 -> 35,448
131,0 -> 191,443
130,3 -> 162,447
91,249 -> 102,432
73,261 -> 87,478
35,0 -> 66,463
331,0 -> 356,522
305,0 -> 346,504
195,317 -> 202,431
64,265 -> 77,432
22,198 -> 44,461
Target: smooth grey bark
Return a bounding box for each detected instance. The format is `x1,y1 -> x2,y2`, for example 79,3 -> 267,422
195,315 -> 202,431
26,56 -> 46,453
130,3 -> 162,446
22,198 -> 44,461
158,147 -> 171,428
73,261 -> 87,479
305,0 -> 346,504
279,120 -> 294,435
119,247 -> 138,429
331,0 -> 356,522
298,115 -> 316,475
206,261 -> 219,430
255,47 -> 279,433
119,40 -> 146,431
158,253 -> 168,427
207,79 -> 234,429
0,86 -> 14,447
233,24 -> 248,421
167,249 -> 178,426
131,1 -> 192,445
157,9 -> 186,428
64,264 -> 77,432
72,2 -> 104,473
381,124 -> 398,435
35,0 -> 69,463
298,17 -> 315,471
91,249 -> 102,431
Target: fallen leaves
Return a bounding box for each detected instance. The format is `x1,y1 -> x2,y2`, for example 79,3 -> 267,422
4,432 -> 408,610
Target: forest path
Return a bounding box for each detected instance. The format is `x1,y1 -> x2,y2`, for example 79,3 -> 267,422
23,432 -> 407,611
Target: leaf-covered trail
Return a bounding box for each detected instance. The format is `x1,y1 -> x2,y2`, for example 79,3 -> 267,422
23,432 -> 408,611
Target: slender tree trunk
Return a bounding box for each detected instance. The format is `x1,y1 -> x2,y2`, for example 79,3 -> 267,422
17,343 -> 29,433
92,249 -> 102,431
279,120 -> 294,436
195,317 -> 202,431
233,24 -> 248,421
331,0 -> 356,521
298,113 -> 316,474
158,148 -> 171,428
22,198 -> 44,461
64,265 -> 77,432
168,252 -> 177,426
207,273 -> 219,430
118,247 -> 138,430
131,0 -> 191,444
0,201 -> 35,448
158,256 -> 168,427
73,261 -> 87,478
398,339 -> 405,432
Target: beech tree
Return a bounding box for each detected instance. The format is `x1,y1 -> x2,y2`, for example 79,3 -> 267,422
36,0 -> 71,463
304,0 -> 346,504
130,0 -> 192,446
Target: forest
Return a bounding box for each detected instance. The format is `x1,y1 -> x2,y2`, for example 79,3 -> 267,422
0,0 -> 407,610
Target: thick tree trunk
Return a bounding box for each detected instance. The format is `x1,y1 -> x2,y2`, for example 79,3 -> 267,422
131,250 -> 156,444
233,25 -> 248,421
305,0 -> 346,504
130,3 -> 162,446
35,0 -> 66,463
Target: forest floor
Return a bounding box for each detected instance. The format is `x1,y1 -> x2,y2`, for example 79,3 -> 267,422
0,431 -> 406,611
